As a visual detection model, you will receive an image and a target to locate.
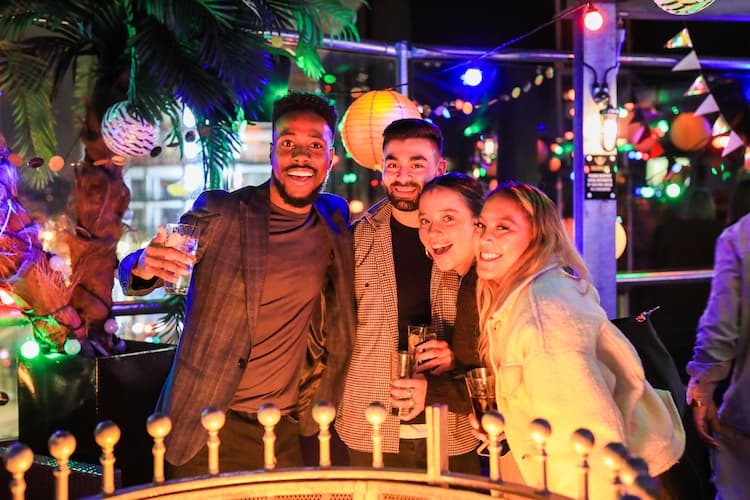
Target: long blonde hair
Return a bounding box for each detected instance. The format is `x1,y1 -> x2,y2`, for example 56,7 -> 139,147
476,182 -> 592,363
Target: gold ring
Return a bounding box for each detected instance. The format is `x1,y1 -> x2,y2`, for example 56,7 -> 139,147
407,387 -> 414,397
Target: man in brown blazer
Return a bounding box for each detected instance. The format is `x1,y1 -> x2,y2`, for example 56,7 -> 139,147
118,92 -> 355,477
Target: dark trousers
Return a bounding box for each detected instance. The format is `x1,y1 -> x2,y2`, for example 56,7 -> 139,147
167,410 -> 304,479
347,438 -> 481,475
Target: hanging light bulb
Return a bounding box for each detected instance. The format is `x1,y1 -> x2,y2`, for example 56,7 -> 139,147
583,3 -> 603,31
600,107 -> 620,152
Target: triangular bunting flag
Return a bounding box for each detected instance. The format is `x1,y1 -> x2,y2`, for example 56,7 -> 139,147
695,94 -> 719,116
672,50 -> 701,72
684,75 -> 709,96
722,130 -> 745,157
665,28 -> 693,49
712,114 -> 730,136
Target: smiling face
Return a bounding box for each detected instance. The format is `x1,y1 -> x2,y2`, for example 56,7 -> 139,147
418,187 -> 477,275
381,138 -> 446,215
269,110 -> 334,213
475,194 -> 533,283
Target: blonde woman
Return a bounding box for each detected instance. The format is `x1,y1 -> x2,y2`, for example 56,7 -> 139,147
474,181 -> 684,498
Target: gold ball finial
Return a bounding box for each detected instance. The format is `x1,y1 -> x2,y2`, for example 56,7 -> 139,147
200,407 -> 226,432
365,402 -> 387,425
4,442 -> 33,475
147,413 -> 173,439
312,401 -> 336,426
48,430 -> 76,460
481,410 -> 505,436
94,421 -> 121,449
571,428 -> 595,455
602,442 -> 628,470
529,418 -> 552,446
257,403 -> 282,427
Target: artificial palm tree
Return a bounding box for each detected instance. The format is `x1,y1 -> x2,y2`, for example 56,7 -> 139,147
0,0 -> 362,187
0,0 -> 363,355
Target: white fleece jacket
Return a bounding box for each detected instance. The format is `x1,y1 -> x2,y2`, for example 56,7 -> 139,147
486,265 -> 685,499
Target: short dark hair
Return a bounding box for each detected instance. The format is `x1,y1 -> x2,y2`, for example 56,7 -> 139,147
382,118 -> 443,154
422,172 -> 485,216
272,92 -> 338,134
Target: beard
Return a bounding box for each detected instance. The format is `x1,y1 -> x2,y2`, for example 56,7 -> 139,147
272,168 -> 327,208
386,182 -> 421,211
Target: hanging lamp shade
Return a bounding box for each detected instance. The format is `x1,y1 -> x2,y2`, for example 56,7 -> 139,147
100,101 -> 159,158
652,0 -> 714,15
340,90 -> 421,170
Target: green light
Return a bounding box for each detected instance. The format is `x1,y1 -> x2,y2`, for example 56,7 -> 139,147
671,106 -> 680,115
323,74 -> 336,85
665,183 -> 682,198
342,172 -> 358,184
711,167 -> 718,176
639,186 -> 656,198
20,340 -> 40,359
478,167 -> 487,177
463,123 -> 482,137
64,338 -> 81,355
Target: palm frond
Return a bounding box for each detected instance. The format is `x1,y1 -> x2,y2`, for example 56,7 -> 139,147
0,42 -> 57,173
152,293 -> 186,344
198,121 -> 242,189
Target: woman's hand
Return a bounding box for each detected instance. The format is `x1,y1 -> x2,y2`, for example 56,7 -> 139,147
390,376 -> 427,421
413,340 -> 455,375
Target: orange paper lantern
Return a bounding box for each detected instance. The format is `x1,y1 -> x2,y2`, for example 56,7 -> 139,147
340,90 -> 422,170
670,112 -> 711,152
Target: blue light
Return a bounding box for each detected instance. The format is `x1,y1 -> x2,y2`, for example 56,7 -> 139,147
461,68 -> 483,87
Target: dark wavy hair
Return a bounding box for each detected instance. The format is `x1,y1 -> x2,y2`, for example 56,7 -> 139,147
382,118 -> 443,154
421,172 -> 485,216
271,92 -> 338,134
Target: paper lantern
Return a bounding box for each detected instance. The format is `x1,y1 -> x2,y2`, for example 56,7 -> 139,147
615,220 -> 627,259
653,0 -> 714,15
670,112 -> 711,152
101,101 -> 159,158
340,90 -> 422,170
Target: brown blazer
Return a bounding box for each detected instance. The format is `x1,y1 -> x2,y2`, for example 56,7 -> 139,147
119,182 -> 355,466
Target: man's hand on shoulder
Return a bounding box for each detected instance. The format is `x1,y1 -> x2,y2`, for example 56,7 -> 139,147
132,226 -> 196,282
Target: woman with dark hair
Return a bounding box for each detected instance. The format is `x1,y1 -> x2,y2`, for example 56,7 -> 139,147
415,173 -> 486,469
417,172 -> 485,375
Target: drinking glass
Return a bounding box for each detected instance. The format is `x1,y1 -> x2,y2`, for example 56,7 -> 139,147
465,367 -> 508,456
390,350 -> 413,416
163,223 -> 199,295
407,325 -> 437,368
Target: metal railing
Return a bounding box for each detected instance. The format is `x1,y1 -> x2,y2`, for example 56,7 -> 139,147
106,269 -> 714,318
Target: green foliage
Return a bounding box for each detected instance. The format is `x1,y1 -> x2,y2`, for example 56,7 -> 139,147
0,0 -> 365,188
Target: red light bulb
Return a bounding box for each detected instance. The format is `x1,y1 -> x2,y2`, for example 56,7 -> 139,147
584,4 -> 603,31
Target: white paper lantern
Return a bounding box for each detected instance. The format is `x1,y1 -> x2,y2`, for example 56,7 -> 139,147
101,101 -> 159,158
653,0 -> 714,15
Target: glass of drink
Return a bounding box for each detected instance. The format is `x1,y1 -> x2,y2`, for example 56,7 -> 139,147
465,367 -> 508,456
163,223 -> 199,295
407,324 -> 437,368
390,350 -> 413,416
